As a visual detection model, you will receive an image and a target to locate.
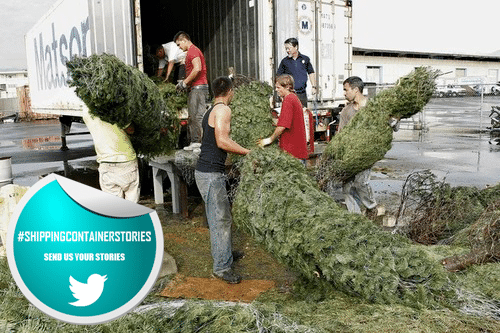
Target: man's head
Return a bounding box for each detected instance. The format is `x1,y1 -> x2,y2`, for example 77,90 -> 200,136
275,74 -> 295,97
174,31 -> 191,51
284,37 -> 299,58
155,46 -> 165,59
212,76 -> 234,101
343,76 -> 364,102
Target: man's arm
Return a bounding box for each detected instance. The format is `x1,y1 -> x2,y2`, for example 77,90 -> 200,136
157,58 -> 166,77
214,106 -> 250,155
309,73 -> 317,94
183,57 -> 201,86
258,126 -> 285,147
164,61 -> 175,82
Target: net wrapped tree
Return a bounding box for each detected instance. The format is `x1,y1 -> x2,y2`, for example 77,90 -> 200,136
316,67 -> 439,187
67,54 -> 180,158
229,77 -> 453,308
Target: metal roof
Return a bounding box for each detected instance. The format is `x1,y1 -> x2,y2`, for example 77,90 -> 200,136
353,47 -> 500,62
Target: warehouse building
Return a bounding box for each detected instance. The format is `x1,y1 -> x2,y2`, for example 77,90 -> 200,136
352,47 -> 500,90
0,70 -> 28,99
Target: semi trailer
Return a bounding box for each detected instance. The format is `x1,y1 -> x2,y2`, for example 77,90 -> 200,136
26,0 -> 353,148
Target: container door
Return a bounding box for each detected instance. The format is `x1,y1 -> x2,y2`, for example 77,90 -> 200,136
88,0 -> 136,66
332,0 -> 352,103
184,0 -> 262,82
275,0 -> 352,106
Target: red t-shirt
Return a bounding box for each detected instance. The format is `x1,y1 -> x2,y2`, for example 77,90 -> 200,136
185,44 -> 208,87
277,93 -> 308,159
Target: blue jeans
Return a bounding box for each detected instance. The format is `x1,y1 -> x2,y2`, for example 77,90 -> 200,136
194,170 -> 233,274
342,169 -> 377,213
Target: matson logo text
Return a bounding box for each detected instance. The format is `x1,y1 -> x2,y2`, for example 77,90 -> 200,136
32,18 -> 90,91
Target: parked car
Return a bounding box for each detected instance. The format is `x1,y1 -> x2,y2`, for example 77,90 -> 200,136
491,84 -> 500,96
435,85 -> 468,97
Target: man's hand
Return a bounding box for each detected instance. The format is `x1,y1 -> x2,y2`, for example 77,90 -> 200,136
124,124 -> 135,135
257,137 -> 273,148
176,81 -> 187,92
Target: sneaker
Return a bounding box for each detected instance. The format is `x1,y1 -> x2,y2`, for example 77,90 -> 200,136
183,142 -> 202,151
213,269 -> 242,284
232,251 -> 245,262
365,205 -> 386,219
375,205 -> 386,216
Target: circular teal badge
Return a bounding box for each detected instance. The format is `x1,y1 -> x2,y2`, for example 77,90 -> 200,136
6,174 -> 164,325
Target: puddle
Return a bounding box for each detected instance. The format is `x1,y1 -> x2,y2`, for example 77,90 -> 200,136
22,135 -> 61,150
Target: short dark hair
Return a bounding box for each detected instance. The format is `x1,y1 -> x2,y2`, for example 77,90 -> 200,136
155,46 -> 164,58
343,76 -> 364,93
212,76 -> 233,97
174,31 -> 191,42
284,37 -> 298,48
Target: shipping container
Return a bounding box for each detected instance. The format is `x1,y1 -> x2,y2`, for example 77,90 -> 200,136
25,0 -> 352,146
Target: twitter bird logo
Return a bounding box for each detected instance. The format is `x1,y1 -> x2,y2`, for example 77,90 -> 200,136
69,274 -> 107,307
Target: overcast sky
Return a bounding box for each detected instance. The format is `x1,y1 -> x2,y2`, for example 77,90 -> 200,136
1,0 -> 500,70
352,0 -> 500,55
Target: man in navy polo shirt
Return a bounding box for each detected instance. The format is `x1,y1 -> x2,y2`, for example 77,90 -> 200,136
276,37 -> 316,107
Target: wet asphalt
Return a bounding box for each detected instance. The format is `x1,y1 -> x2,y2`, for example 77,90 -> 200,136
1,119 -> 96,186
372,95 -> 500,198
1,95 -> 500,204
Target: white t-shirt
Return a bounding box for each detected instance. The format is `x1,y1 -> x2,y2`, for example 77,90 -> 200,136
158,42 -> 186,69
82,108 -> 136,163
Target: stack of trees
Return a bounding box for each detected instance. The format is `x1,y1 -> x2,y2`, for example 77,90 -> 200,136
229,71 -> 453,307
316,67 -> 439,187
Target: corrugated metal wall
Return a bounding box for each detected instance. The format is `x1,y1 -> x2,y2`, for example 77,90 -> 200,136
186,0 -> 260,82
88,0 -> 136,66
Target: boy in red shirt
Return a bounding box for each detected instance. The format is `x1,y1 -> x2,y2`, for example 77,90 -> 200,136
258,74 -> 308,161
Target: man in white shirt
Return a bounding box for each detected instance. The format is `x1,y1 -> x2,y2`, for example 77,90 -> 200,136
156,41 -> 186,83
83,108 -> 140,203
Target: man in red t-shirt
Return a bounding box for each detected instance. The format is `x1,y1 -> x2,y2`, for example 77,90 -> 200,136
258,74 -> 308,161
174,31 -> 209,150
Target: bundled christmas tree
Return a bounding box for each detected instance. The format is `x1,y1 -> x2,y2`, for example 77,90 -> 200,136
67,54 -> 179,158
230,80 -> 275,154
442,202 -> 500,272
229,79 -> 453,308
316,67 -> 439,187
232,147 -> 451,307
156,82 -> 188,113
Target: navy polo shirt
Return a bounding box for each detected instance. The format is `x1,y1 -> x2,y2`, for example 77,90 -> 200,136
276,53 -> 315,94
